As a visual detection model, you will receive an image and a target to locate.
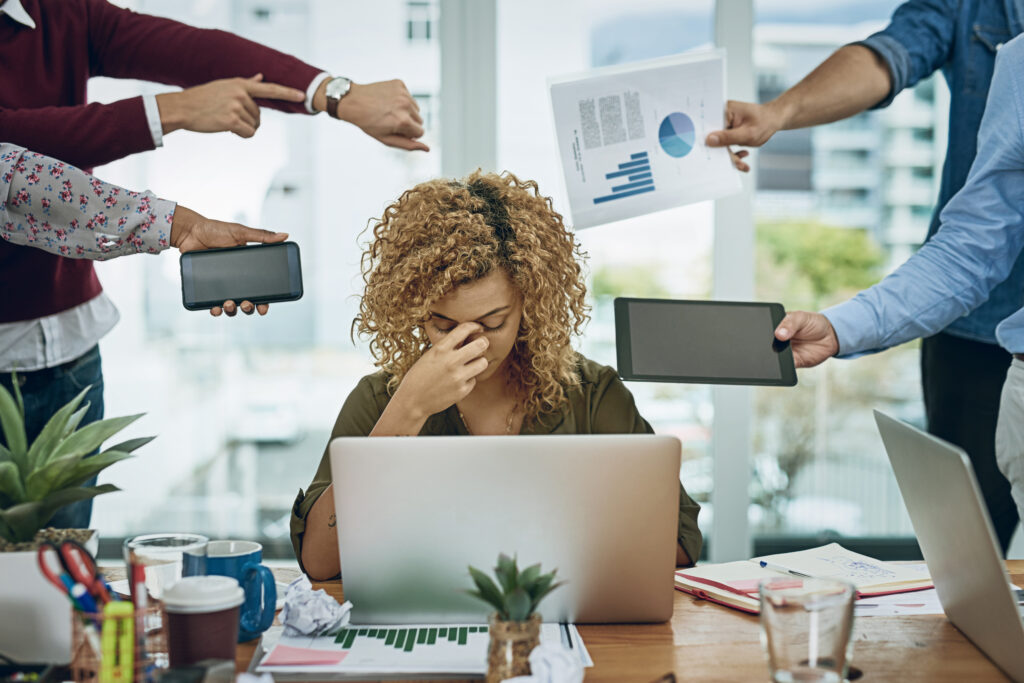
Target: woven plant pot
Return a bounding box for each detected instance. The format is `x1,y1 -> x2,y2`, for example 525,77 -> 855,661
486,612 -> 541,683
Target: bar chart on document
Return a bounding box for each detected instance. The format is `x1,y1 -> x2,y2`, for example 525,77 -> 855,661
550,50 -> 741,229
256,623 -> 592,675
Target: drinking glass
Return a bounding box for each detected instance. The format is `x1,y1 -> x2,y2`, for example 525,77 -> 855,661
759,577 -> 855,683
123,533 -> 209,600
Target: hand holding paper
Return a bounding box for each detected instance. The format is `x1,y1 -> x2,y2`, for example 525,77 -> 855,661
549,50 -> 741,230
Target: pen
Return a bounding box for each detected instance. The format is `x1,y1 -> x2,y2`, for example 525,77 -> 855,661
759,561 -> 813,578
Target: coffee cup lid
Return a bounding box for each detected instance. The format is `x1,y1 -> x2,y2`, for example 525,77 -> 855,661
162,576 -> 244,614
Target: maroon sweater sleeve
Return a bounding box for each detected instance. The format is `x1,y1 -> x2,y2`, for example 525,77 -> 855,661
85,0 -> 323,113
0,98 -> 154,170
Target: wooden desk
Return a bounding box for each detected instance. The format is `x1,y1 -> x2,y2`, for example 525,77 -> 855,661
237,561 -> 1024,682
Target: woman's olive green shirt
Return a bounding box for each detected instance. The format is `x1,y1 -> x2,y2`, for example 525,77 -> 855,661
290,355 -> 703,573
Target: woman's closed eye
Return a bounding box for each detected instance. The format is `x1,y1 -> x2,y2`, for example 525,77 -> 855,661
432,320 -> 505,334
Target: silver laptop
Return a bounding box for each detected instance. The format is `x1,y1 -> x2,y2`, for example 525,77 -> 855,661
329,434 -> 682,624
874,410 -> 1024,682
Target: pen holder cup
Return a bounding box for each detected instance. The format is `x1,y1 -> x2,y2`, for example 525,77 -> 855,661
70,604 -> 169,683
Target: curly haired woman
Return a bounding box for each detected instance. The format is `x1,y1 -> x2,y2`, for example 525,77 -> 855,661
291,171 -> 702,580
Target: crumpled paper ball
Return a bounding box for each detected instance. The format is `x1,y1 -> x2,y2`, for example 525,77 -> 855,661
279,574 -> 353,637
504,643 -> 584,683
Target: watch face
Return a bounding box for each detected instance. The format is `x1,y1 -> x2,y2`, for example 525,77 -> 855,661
326,77 -> 351,100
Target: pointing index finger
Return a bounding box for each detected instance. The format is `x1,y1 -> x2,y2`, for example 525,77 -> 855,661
245,80 -> 306,102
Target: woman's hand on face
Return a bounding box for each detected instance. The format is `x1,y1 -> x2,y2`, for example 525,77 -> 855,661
394,322 -> 490,418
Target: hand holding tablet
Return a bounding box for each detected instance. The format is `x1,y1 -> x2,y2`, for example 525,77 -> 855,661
614,297 -> 797,386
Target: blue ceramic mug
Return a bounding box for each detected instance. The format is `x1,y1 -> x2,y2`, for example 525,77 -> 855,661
182,540 -> 275,642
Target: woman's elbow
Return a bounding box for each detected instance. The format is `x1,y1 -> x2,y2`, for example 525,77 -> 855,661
302,543 -> 340,581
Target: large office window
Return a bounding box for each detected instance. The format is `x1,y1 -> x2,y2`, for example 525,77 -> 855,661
751,0 -> 942,550
89,0 -> 440,555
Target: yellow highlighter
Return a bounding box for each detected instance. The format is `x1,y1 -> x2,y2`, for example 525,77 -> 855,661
100,601 -> 134,683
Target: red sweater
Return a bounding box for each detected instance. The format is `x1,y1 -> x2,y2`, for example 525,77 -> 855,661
0,0 -> 322,323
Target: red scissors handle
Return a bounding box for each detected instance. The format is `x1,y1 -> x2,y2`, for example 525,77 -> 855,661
37,542 -> 73,594
59,540 -> 109,603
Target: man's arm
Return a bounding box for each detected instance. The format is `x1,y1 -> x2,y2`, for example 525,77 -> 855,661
709,45 -> 891,160
0,99 -> 158,170
707,0 -> 958,160
775,38 -> 1024,366
86,0 -> 320,113
87,0 -> 427,151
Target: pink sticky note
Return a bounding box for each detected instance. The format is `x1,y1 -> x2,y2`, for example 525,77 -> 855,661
262,644 -> 349,666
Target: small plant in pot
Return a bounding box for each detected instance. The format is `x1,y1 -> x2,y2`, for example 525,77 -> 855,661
467,553 -> 564,683
0,375 -> 152,663
0,377 -> 152,548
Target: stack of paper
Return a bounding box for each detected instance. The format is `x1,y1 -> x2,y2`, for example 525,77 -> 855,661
674,543 -> 933,614
253,622 -> 592,679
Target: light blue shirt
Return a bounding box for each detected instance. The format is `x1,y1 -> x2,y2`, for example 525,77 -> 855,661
824,33 -> 1024,356
855,0 -> 1024,344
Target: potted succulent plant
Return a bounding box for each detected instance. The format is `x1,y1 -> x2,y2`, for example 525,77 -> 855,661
467,553 -> 564,683
0,377 -> 152,664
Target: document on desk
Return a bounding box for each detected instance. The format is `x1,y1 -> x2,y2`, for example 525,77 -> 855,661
255,622 -> 592,677
674,543 -> 934,614
854,587 -> 945,617
549,49 -> 741,230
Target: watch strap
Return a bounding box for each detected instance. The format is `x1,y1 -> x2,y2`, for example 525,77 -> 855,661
325,76 -> 352,119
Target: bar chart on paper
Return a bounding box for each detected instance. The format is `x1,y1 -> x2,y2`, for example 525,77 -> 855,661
594,151 -> 656,204
257,622 -> 592,676
337,624 -> 485,652
550,50 -> 741,228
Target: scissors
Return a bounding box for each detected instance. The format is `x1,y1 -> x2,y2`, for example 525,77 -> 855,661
37,539 -> 111,607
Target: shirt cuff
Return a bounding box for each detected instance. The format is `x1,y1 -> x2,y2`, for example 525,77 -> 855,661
142,94 -> 164,148
851,33 -> 910,110
306,72 -> 332,114
822,299 -> 887,359
95,196 -> 176,259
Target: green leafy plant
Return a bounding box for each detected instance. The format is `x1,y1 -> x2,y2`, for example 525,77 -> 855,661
0,374 -> 153,544
467,553 -> 564,622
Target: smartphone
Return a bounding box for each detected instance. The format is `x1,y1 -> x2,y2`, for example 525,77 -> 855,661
179,241 -> 303,311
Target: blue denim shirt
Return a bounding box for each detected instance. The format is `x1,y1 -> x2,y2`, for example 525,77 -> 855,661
824,34 -> 1024,355
856,0 -> 1024,343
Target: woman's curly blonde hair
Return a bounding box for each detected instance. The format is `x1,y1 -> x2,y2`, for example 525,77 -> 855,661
356,170 -> 589,423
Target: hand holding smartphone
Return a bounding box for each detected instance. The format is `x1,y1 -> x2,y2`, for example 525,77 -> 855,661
180,241 -> 303,311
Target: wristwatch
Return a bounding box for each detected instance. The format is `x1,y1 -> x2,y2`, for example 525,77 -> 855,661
324,76 -> 352,119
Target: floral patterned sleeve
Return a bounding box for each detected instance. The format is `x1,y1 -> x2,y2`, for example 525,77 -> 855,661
0,143 -> 177,260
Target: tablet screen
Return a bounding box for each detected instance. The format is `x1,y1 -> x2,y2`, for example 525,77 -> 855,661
615,298 -> 797,386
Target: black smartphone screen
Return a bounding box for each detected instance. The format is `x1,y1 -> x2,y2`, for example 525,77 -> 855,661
614,297 -> 797,386
180,242 -> 303,310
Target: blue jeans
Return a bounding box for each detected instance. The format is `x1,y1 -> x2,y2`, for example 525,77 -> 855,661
0,345 -> 104,529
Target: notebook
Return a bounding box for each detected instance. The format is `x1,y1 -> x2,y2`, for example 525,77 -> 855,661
674,543 -> 933,614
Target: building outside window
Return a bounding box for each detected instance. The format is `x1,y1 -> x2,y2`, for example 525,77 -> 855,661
406,0 -> 436,42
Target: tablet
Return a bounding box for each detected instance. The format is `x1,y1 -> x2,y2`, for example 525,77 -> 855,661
614,297 -> 797,386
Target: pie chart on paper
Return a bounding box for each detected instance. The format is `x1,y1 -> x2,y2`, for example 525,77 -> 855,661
658,112 -> 696,158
